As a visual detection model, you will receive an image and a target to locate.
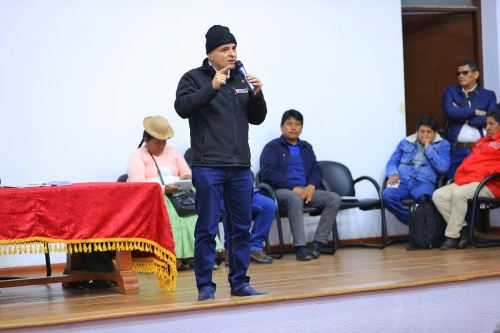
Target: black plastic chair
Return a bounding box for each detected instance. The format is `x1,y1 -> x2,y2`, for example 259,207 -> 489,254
469,173 -> 500,247
184,149 -> 192,167
117,174 -> 128,182
318,161 -> 388,251
254,171 -> 323,258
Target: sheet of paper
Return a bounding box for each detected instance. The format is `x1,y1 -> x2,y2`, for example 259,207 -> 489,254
174,179 -> 193,190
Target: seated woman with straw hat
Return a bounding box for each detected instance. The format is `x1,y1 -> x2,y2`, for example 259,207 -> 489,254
127,115 -> 222,270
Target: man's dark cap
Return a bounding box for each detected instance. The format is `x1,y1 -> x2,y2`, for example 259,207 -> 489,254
205,25 -> 237,54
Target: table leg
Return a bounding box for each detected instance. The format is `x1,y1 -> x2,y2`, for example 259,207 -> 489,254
115,251 -> 139,294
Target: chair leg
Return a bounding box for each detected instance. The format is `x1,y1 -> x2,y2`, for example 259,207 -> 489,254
470,204 -> 476,247
468,204 -> 500,248
275,216 -> 285,259
264,236 -> 271,256
380,207 -> 388,248
45,246 -> 51,277
331,220 -> 339,252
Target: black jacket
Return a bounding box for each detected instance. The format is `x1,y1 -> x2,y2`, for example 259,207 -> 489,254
175,59 -> 267,167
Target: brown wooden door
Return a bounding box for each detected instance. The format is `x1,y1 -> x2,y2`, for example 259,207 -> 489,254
402,12 -> 480,135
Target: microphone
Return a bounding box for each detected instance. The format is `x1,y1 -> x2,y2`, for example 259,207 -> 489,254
235,60 -> 257,95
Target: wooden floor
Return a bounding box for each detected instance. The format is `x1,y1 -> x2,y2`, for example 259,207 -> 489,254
3,244 -> 500,330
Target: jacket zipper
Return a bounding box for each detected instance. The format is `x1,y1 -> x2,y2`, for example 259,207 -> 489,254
227,85 -> 238,163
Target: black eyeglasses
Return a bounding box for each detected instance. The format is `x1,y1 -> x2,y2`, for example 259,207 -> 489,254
456,70 -> 473,77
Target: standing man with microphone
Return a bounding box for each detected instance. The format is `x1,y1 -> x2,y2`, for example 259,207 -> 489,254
175,25 -> 267,301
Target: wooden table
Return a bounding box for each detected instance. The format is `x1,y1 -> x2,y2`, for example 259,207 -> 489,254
0,182 -> 176,293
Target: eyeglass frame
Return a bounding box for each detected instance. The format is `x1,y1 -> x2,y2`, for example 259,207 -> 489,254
456,70 -> 476,77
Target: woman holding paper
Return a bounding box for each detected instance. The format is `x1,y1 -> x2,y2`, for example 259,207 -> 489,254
127,115 -> 222,269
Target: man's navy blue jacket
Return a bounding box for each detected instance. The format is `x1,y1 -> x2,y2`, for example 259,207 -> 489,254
442,85 -> 497,147
259,136 -> 322,190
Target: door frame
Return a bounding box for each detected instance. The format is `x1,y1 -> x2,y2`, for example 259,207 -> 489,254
402,1 -> 484,86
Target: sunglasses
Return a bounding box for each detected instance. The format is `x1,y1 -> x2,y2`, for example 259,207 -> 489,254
456,70 -> 474,77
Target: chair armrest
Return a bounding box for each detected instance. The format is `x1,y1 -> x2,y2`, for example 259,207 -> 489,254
255,182 -> 277,201
381,176 -> 388,191
353,176 -> 383,201
255,183 -> 281,220
470,173 -> 500,235
472,173 -> 500,203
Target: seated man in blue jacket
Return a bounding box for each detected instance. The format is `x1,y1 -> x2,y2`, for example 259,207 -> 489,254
442,59 -> 497,179
260,109 -> 341,261
383,116 -> 450,225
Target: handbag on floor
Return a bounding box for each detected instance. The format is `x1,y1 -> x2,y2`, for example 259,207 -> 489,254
408,201 -> 446,250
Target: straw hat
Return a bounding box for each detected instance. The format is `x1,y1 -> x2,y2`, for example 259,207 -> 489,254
143,115 -> 174,140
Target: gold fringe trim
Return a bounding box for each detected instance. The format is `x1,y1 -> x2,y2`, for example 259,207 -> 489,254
0,237 -> 177,291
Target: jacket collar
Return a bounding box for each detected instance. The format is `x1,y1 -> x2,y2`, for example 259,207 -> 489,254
405,133 -> 444,144
279,135 -> 303,147
202,58 -> 233,79
202,58 -> 216,75
456,84 -> 481,97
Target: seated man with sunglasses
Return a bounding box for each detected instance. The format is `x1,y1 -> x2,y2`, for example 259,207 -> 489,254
442,59 -> 497,179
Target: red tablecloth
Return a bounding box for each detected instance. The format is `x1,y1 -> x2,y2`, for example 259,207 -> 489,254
0,182 -> 176,290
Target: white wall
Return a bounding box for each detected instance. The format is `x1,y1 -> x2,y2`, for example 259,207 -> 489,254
481,0 -> 500,226
482,0 -> 500,96
0,0 -> 405,184
0,0 -> 407,267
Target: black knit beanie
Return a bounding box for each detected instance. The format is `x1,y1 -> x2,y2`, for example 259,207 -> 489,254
205,25 -> 237,54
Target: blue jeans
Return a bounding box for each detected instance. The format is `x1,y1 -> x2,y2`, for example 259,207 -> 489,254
192,166 -> 253,291
222,191 -> 277,252
250,192 -> 276,251
382,179 -> 435,225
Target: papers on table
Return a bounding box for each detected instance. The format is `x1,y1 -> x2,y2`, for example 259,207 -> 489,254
0,180 -> 73,188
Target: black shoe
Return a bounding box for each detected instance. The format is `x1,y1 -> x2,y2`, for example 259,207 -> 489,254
66,281 -> 89,289
440,237 -> 459,250
230,284 -> 266,297
458,228 -> 471,249
198,286 -> 215,301
295,246 -> 313,261
177,259 -> 192,271
309,241 -> 324,259
87,280 -> 117,289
